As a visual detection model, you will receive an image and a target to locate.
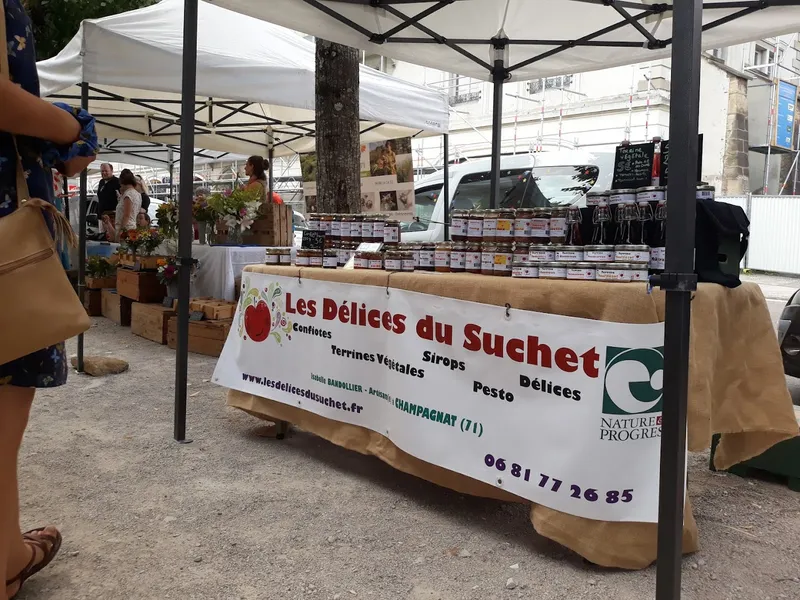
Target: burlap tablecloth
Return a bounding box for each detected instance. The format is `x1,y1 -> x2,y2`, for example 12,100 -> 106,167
227,266 -> 799,569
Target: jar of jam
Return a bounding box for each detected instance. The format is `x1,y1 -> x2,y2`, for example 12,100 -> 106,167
372,216 -> 385,243
481,243 -> 496,276
384,220 -> 400,246
401,242 -> 421,267
340,216 -> 354,242
309,249 -> 323,268
450,242 -> 466,273
353,251 -> 369,269
367,252 -> 383,270
330,214 -> 342,240
323,249 -> 338,269
295,249 -> 312,267
496,209 -> 515,241
696,184 -> 715,200
549,207 -> 568,244
337,244 -> 349,267
584,245 -> 615,263
347,241 -> 359,265
279,247 -> 292,265
400,252 -> 414,272
529,244 -> 555,262
514,209 -> 533,243
265,247 -> 281,265
566,262 -> 596,281
596,263 -> 633,283
434,242 -> 452,273
418,242 -> 435,271
554,245 -> 584,262
307,213 -> 321,231
609,189 -> 637,206
361,217 -> 374,242
482,210 -> 498,242
351,215 -> 364,241
538,261 -> 567,280
466,242 -> 482,274
631,263 -> 649,282
512,258 -> 539,279
614,244 -> 649,264
493,242 -> 513,277
319,214 -> 333,235
384,250 -> 404,272
585,191 -> 610,207
467,211 -> 484,241
531,207 -> 550,241
451,209 -> 469,242
636,186 -> 665,204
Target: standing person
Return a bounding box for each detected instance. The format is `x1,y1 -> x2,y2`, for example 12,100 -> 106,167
96,163 -> 120,218
244,155 -> 283,204
135,174 -> 150,211
1,1 -> 99,598
101,169 -> 141,242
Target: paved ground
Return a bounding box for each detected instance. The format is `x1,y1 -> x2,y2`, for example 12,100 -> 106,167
12,277 -> 800,600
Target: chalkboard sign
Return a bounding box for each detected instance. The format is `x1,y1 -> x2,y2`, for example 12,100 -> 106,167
301,230 -> 326,250
612,142 -> 655,189
660,134 -> 703,186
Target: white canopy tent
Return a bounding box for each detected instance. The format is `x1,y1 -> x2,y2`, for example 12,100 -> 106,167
36,0 -> 450,159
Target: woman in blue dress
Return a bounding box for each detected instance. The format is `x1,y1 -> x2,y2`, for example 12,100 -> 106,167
1,1 -> 98,597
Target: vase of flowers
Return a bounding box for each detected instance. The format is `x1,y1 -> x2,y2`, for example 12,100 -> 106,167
193,196 -> 215,245
157,256 -> 200,300
207,187 -> 261,245
155,201 -> 179,240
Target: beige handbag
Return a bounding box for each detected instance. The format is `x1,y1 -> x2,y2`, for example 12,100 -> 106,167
0,4 -> 91,366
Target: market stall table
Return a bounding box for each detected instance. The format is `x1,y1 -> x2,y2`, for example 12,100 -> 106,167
189,245 -> 267,301
220,265 -> 798,570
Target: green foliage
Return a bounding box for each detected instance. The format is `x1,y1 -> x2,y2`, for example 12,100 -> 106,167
26,0 -> 157,60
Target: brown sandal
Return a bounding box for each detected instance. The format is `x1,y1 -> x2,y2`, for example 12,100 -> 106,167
5,527 -> 62,600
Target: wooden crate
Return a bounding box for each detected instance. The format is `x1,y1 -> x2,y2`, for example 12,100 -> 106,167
117,269 -> 166,303
101,289 -> 132,326
187,298 -> 237,320
84,289 -> 103,316
241,203 -> 293,246
131,302 -> 176,344
85,276 -> 117,290
167,318 -> 233,357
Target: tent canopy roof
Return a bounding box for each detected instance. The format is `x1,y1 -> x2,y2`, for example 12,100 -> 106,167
208,0 -> 800,82
37,0 -> 450,159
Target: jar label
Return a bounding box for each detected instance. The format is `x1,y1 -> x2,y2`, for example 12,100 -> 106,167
531,218 -> 550,238
308,221 -> 320,231
637,191 -> 664,202
323,256 -> 338,268
615,249 -> 649,263
650,246 -> 666,270
351,222 -> 363,238
597,268 -> 631,282
402,258 -> 415,271
496,218 -> 513,237
549,217 -> 567,237
586,196 -> 605,207
265,254 -> 280,264
540,266 -> 566,278
555,250 -> 583,262
384,226 -> 400,243
450,250 -> 466,269
512,266 -> 539,278
434,250 -> 451,267
280,254 -> 292,264
451,217 -> 467,237
310,256 -> 323,267
609,193 -> 635,205
373,222 -> 385,239
529,249 -> 555,261
296,256 -> 310,266
585,250 -> 614,262
419,251 -> 434,267
514,218 -> 532,237
354,257 -> 368,269
466,251 -> 482,270
320,221 -> 332,234
467,220 -> 484,238
493,252 -> 512,268
362,222 -> 374,239
567,268 -> 596,280
331,221 -> 342,237
384,258 -> 402,271
481,252 -> 495,270
340,222 -> 351,238
337,250 -> 348,265
411,250 -> 420,267
368,259 -> 383,269
697,191 -> 714,200
483,218 -> 497,237
631,268 -> 649,281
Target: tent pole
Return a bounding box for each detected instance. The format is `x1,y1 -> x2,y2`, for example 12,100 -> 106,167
174,0 -> 199,444
268,147 -> 275,200
443,133 -> 450,241
168,148 -> 175,201
62,177 -> 70,222
655,0 -> 701,598
489,69 -> 504,210
77,81 -> 89,374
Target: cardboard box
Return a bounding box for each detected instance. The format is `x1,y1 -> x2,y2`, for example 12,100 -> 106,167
241,203 -> 293,246
167,318 -> 233,357
85,276 -> 117,290
131,302 -> 176,344
117,269 -> 166,303
101,289 -> 132,326
84,289 -> 103,316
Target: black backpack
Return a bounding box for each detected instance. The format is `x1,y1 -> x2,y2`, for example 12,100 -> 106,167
694,199 -> 749,288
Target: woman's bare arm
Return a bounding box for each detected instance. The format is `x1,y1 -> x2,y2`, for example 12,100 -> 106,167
0,79 -> 80,145
121,196 -> 133,228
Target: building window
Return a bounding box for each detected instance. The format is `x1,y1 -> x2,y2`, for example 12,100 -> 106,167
752,44 -> 775,76
362,53 -> 395,74
527,75 -> 574,95
448,75 -> 482,105
709,47 -> 727,62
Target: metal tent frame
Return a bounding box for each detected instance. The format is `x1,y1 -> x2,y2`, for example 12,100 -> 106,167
173,1 -> 800,598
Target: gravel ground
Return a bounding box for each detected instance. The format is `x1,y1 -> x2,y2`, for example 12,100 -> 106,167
13,318 -> 800,600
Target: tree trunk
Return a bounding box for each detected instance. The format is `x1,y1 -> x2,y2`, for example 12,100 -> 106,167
315,39 -> 361,214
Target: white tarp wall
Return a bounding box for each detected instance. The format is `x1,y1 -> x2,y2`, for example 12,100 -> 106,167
36,0 -> 449,159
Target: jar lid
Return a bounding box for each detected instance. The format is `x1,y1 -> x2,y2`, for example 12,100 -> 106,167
549,245 -> 567,251
512,257 -> 533,266
584,244 -> 614,251
558,245 -> 584,251
572,262 -> 597,268
610,188 -> 637,195
636,186 -> 665,193
609,262 -> 633,269
586,190 -> 610,198
539,261 -> 567,267
615,245 -> 649,251
696,184 -> 715,191
435,242 -> 453,248
533,207 -> 551,214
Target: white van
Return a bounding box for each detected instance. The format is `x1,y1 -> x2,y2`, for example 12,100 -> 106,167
403,150 -> 614,242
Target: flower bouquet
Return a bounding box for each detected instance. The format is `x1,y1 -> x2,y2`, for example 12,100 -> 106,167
137,228 -> 164,256
156,201 -> 179,240
118,229 -> 141,267
207,187 -> 261,244
85,255 -> 117,290
157,256 -> 200,300
192,196 -> 216,245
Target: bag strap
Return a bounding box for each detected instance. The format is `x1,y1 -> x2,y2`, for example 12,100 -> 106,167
0,1 -> 35,206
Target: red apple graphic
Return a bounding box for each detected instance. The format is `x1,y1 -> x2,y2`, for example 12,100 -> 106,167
244,300 -> 271,342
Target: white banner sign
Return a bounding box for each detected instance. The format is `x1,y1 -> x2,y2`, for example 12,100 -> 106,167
214,274 -> 667,522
